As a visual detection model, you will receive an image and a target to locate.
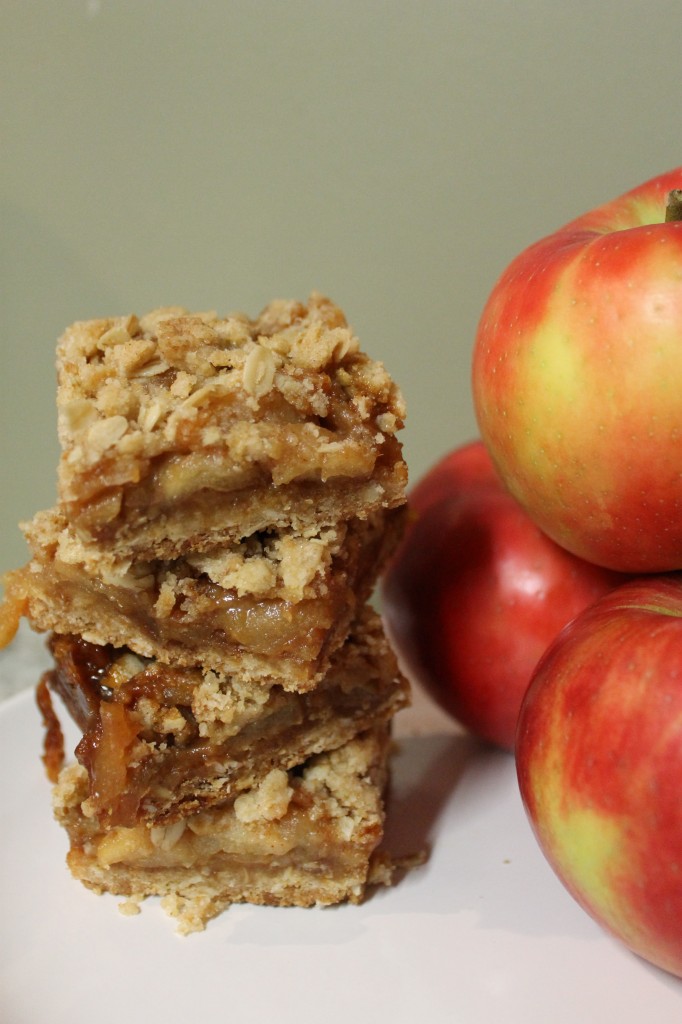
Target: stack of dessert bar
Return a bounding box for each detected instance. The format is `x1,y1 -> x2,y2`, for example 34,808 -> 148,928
2,294 -> 410,933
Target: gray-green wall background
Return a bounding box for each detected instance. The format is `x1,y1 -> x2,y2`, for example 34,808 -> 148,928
2,1 -> 680,570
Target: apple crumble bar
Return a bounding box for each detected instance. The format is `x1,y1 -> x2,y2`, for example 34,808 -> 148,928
56,294 -> 406,562
36,607 -> 408,827
0,291 -> 414,930
5,506 -> 405,687
52,727 -> 391,934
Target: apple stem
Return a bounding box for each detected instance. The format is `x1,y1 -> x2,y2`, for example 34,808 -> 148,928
665,190 -> 682,222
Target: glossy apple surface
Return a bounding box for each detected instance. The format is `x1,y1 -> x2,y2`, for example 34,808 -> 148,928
472,166 -> 682,572
380,440 -> 625,750
517,575 -> 682,978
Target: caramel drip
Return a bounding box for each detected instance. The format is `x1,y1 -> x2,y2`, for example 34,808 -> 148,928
35,672 -> 65,783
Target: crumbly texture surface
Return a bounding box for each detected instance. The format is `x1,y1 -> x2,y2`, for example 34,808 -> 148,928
38,606 -> 409,827
52,727 -> 391,934
2,291 -> 413,932
55,294 -> 407,561
5,506 -> 404,686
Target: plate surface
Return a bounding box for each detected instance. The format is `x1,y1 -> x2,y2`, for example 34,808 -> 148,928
2,669 -> 682,1024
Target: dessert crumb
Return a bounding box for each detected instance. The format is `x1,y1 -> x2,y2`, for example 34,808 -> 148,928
118,897 -> 142,917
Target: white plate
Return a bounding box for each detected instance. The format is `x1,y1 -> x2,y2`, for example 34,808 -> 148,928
1,683 -> 682,1024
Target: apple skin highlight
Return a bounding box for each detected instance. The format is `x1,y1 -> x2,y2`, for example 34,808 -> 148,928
380,440 -> 624,751
516,575 -> 682,979
473,166 -> 682,573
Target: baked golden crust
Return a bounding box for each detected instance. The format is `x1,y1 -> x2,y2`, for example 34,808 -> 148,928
53,727 -> 391,934
40,606 -> 409,828
55,294 -> 407,561
8,506 -> 405,686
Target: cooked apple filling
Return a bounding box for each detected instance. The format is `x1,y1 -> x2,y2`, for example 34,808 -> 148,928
5,506 -> 405,687
37,607 -> 408,828
53,728 -> 391,933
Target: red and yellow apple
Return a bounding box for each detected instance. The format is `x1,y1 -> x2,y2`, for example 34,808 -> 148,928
516,574 -> 682,978
380,440 -> 626,750
472,167 -> 682,573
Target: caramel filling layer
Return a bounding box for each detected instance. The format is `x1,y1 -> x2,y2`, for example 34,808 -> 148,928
42,622 -> 406,829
